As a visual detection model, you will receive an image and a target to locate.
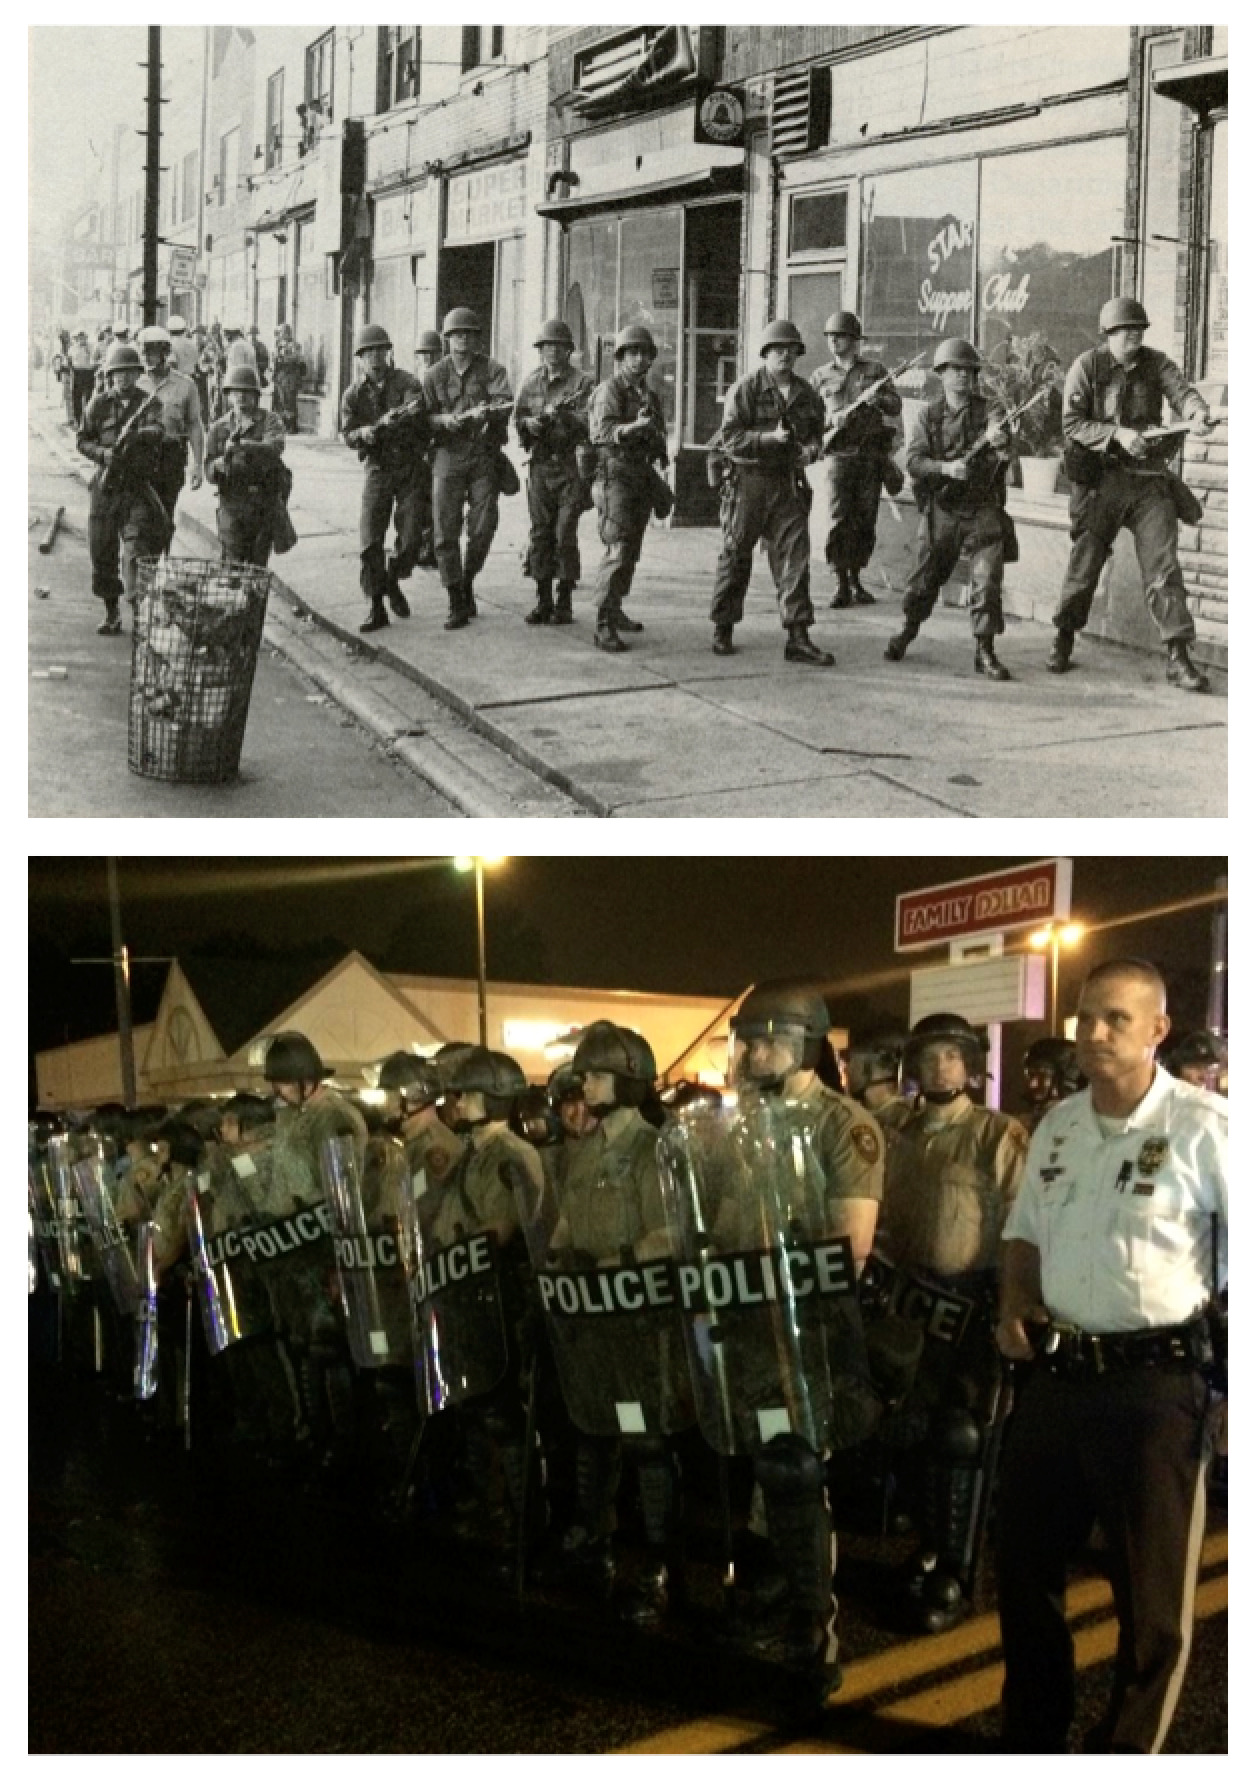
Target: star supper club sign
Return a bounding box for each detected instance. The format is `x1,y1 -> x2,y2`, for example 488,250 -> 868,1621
895,858 -> 1072,953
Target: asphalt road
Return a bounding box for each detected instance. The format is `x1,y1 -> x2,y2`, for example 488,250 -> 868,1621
28,424 -> 455,817
29,1330 -> 1227,1756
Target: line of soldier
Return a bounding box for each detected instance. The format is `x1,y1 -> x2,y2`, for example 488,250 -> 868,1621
335,295 -> 1216,688
39,991 -> 1206,1709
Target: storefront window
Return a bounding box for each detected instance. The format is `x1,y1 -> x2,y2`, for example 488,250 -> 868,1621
789,189 -> 847,257
564,207 -> 681,433
1139,33 -> 1185,359
1203,117 -> 1226,382
785,269 -> 844,361
979,137 -> 1124,372
861,161 -> 978,368
565,218 -> 619,380
294,214 -> 329,392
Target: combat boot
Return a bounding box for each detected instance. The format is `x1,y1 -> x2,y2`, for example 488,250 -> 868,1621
96,599 -> 123,636
1165,640 -> 1210,693
975,640 -> 1012,681
830,571 -> 853,609
1046,628 -> 1075,674
443,589 -> 471,631
712,625 -> 736,656
552,581 -> 575,624
905,1553 -> 970,1635
464,580 -> 478,618
385,566 -> 411,618
359,598 -> 389,634
616,1553 -> 669,1628
525,580 -> 554,625
594,622 -> 629,653
851,573 -> 876,605
614,609 -> 644,633
784,624 -> 834,667
884,622 -> 919,662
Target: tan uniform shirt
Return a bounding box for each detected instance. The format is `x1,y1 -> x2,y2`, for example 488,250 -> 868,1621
554,1107 -> 667,1263
881,1095 -> 1029,1278
270,1087 -> 369,1215
426,1126 -> 542,1250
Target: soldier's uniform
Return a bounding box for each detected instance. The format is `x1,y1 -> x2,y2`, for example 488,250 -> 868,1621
204,406 -> 287,566
903,392 -> 1012,641
77,383 -> 164,608
514,361 -> 595,606
810,354 -> 901,595
587,369 -> 668,638
422,351 -> 513,617
341,367 -> 429,612
137,364 -> 203,538
710,365 -> 826,634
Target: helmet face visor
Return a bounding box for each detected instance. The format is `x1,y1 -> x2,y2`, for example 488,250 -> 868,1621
731,1019 -> 807,1088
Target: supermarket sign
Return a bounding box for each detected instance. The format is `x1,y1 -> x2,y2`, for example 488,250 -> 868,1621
895,859 -> 1072,952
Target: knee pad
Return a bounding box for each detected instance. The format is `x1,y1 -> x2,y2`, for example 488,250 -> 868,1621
755,1433 -> 825,1503
931,1406 -> 983,1465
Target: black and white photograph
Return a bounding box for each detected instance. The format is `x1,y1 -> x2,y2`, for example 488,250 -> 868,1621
28,23 -> 1228,816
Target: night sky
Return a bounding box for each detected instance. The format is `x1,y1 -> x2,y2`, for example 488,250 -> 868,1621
29,856 -> 1226,1072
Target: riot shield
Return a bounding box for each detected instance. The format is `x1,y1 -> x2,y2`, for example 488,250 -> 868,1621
656,1098 -> 872,1455
402,1167 -> 510,1417
321,1132 -> 414,1370
72,1154 -> 140,1316
46,1134 -> 94,1290
134,1222 -> 159,1400
518,1144 -> 693,1440
28,1158 -> 64,1294
220,1137 -> 338,1349
185,1168 -> 275,1356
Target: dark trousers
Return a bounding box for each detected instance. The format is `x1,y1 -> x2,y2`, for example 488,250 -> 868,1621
432,451 -> 499,594
359,458 -> 428,603
593,471 -> 652,621
218,496 -> 273,568
997,1365 -> 1210,1753
710,468 -> 814,630
1055,470 -> 1194,644
525,455 -> 586,585
72,369 -> 96,426
904,502 -> 1005,638
826,451 -> 883,573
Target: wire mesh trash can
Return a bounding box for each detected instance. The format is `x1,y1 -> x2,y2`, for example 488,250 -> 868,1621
128,557 -> 271,783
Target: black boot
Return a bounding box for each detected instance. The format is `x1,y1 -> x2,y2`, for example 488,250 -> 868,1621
359,599 -> 389,634
552,582 -> 575,624
594,620 -> 629,653
1047,628 -> 1075,674
616,1553 -> 670,1628
1165,639 -> 1210,693
385,568 -> 411,618
712,624 -> 736,656
464,580 -> 478,618
96,598 -> 123,636
615,609 -> 643,633
885,623 -> 919,662
851,573 -> 876,605
784,624 -> 834,667
830,571 -> 854,609
444,590 -> 471,631
525,581 -> 554,625
975,639 -> 1012,681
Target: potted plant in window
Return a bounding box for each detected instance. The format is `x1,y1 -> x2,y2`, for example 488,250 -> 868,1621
982,332 -> 1066,498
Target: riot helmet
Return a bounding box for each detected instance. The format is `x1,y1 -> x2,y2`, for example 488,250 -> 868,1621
571,1020 -> 657,1112
729,983 -> 830,1090
903,1012 -> 986,1102
377,1050 -> 442,1109
1022,1036 -> 1084,1106
1164,1030 -> 1227,1092
444,1046 -> 527,1128
262,1030 -> 332,1084
844,1026 -> 906,1102
219,1093 -> 276,1147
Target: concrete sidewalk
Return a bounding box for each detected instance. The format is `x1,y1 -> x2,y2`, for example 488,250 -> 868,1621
31,394 -> 1226,817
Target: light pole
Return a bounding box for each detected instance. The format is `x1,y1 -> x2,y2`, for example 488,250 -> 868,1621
453,856 -> 508,1046
1029,921 -> 1086,1036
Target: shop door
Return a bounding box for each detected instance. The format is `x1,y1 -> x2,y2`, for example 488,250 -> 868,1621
439,241 -> 495,346
679,200 -> 741,524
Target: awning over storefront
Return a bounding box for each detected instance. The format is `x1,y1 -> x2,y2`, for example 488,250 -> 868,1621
535,162 -> 741,222
1152,54 -> 1227,116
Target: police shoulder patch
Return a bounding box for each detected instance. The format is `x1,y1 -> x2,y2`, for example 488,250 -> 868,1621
850,1122 -> 882,1166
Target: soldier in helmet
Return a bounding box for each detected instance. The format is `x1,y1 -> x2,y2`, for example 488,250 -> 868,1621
810,311 -> 903,607
204,363 -> 288,567
341,321 -> 430,635
1050,297 -> 1215,693
888,338 -> 1015,681
414,329 -> 444,376
420,307 -> 514,631
135,323 -> 205,539
514,319 -> 596,627
1164,1030 -> 1227,1095
709,319 -> 833,666
406,330 -> 444,568
76,342 -> 164,635
1020,1036 -> 1085,1132
587,325 -> 670,653
875,1011 -> 1029,1633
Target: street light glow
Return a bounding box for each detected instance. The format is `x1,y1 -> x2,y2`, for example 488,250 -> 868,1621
1060,922 -> 1086,947
1029,927 -> 1051,950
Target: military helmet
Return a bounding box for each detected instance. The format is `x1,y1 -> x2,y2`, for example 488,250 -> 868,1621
571,1020 -> 657,1083
1099,296 -> 1150,334
824,311 -> 862,339
104,343 -> 143,376
933,338 -> 981,371
137,325 -> 172,350
221,364 -> 261,394
415,329 -> 444,356
262,1030 -> 332,1083
759,318 -> 805,356
1166,1030 -> 1227,1072
546,1062 -> 583,1105
903,1011 -> 986,1075
221,1092 -> 275,1136
442,306 -> 483,336
354,322 -> 393,355
846,1025 -> 906,1083
535,317 -> 575,349
730,983 -> 831,1043
167,315 -> 188,334
377,1051 -> 442,1103
444,1046 -> 527,1101
1024,1036 -> 1084,1095
614,323 -> 657,359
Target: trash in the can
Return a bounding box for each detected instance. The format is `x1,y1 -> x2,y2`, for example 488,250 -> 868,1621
34,586 -> 51,599
305,694 -> 327,705
47,666 -> 69,680
31,671 -> 50,681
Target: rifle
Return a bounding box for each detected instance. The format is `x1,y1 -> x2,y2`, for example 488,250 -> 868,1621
524,386 -> 587,451
933,386 -> 1050,512
450,397 -> 514,435
371,393 -> 430,450
99,390 -> 163,499
821,351 -> 925,454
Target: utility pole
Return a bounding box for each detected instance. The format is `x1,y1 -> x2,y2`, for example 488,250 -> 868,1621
107,859 -> 138,1111
141,26 -> 163,326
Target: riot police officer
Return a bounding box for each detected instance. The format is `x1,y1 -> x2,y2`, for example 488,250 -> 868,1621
810,311 -> 902,606
514,319 -> 595,626
587,324 -> 670,652
341,322 -> 430,634
875,1011 -> 1029,1632
1051,297 -> 1214,691
1021,1036 -> 1084,1132
375,1051 -> 464,1204
1164,1030 -> 1227,1095
709,320 -> 833,666
889,338 -> 1015,680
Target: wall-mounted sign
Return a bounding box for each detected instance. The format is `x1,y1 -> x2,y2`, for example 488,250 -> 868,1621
445,160 -> 527,246
895,858 -> 1072,952
652,268 -> 680,308
696,88 -> 745,147
168,244 -> 198,289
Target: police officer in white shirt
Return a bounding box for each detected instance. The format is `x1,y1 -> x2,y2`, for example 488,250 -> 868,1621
995,958 -> 1227,1754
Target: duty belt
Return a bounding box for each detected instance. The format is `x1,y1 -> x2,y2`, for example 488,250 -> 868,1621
1038,1316 -> 1210,1377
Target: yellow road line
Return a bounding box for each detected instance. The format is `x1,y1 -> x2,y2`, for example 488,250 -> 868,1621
613,1716 -> 775,1755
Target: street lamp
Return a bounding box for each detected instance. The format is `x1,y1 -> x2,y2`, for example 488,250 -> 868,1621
1029,921 -> 1086,1036
453,856 -> 508,1046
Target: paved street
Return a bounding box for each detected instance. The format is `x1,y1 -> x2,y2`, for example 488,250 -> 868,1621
30,390 -> 1226,817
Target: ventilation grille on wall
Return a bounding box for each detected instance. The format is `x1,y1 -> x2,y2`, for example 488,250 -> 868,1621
771,64 -> 831,160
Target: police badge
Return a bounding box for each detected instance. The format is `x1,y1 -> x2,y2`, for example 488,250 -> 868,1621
1136,1136 -> 1169,1177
